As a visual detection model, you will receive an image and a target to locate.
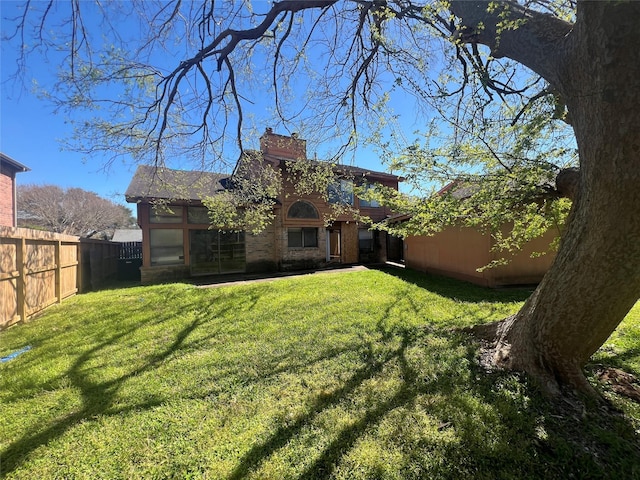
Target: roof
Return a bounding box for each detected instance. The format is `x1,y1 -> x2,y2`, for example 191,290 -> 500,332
335,163 -> 403,182
437,180 -> 478,200
260,154 -> 402,182
0,153 -> 30,173
125,165 -> 229,202
112,229 -> 142,243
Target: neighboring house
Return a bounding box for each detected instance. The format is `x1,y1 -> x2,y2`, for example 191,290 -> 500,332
125,129 -> 401,284
403,224 -> 557,287
111,229 -> 143,243
396,180 -> 559,287
0,153 -> 29,227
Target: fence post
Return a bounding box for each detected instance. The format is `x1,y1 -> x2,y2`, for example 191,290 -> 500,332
55,240 -> 62,304
77,241 -> 83,294
16,237 -> 27,322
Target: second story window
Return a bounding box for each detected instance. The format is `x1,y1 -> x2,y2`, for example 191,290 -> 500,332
359,183 -> 380,208
328,179 -> 354,205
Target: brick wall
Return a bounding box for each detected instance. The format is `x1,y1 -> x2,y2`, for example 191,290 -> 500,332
246,219 -> 278,272
140,265 -> 190,285
260,128 -> 307,160
0,168 -> 16,227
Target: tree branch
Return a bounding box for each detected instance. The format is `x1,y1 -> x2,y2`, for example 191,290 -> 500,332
449,0 -> 573,86
212,0 -> 337,71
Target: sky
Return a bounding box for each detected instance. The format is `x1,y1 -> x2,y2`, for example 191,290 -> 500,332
1,84 -> 138,208
1,2 -> 139,209
0,1 -> 423,212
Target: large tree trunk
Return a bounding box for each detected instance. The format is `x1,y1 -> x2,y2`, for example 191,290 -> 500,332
463,1 -> 640,395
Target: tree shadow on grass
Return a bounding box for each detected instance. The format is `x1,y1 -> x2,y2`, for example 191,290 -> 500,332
0,287 -> 257,477
226,326 -> 640,479
3,277 -> 639,479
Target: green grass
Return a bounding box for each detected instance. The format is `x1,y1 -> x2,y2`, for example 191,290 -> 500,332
1,267 -> 639,479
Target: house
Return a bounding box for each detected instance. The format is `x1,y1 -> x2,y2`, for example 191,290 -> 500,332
0,153 -> 29,227
125,129 -> 401,284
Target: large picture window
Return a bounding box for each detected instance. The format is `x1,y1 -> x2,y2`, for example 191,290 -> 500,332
190,229 -> 245,275
288,227 -> 318,248
187,206 -> 210,224
149,229 -> 184,265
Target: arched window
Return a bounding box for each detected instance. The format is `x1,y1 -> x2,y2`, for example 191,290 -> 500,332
287,201 -> 319,219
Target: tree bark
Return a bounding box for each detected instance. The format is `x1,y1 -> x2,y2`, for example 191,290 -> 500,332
461,1 -> 640,395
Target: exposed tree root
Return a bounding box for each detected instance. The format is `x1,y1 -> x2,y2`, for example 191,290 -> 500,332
595,366 -> 640,403
463,316 -> 603,401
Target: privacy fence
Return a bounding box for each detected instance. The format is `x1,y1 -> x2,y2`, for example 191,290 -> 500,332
0,227 -> 120,329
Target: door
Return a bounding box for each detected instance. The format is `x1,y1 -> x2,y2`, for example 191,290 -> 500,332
327,228 -> 341,262
218,231 -> 246,273
190,230 -> 246,275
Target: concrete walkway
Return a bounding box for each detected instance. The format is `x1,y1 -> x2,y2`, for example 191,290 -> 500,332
193,265 -> 371,289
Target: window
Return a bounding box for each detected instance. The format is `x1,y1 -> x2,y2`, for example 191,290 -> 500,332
359,183 -> 380,208
358,229 -> 375,253
188,206 -> 210,224
328,179 -> 354,205
287,201 -> 319,219
288,227 -> 318,248
149,229 -> 184,265
150,206 -> 183,224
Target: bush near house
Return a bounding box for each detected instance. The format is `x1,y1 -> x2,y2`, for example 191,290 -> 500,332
1,268 -> 639,479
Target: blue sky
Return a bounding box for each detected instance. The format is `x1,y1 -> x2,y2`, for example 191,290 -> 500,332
1,85 -> 138,208
1,1 -> 422,211
1,2 -> 138,208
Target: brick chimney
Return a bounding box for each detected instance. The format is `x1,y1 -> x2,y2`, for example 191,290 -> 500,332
259,128 -> 307,160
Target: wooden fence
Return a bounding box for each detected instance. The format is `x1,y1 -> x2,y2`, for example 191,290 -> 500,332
0,227 -> 120,329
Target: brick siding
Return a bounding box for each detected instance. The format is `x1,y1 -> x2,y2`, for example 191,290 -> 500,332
0,169 -> 16,227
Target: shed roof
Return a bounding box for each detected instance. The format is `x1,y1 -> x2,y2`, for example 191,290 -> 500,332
125,165 -> 229,202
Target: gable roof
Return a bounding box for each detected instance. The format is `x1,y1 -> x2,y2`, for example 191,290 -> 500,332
125,165 -> 229,203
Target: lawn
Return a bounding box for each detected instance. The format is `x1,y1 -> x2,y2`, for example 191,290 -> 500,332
1,267 -> 639,479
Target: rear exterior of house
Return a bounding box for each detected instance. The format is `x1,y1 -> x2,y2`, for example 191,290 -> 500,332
125,130 -> 401,284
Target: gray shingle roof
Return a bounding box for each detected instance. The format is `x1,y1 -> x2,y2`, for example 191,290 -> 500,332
125,165 -> 229,202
